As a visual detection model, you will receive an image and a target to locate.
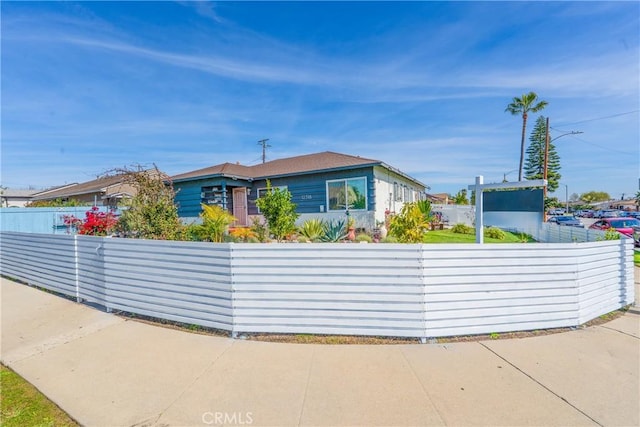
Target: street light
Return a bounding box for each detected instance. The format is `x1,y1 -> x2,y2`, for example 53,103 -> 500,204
563,183 -> 569,213
543,120 -> 582,199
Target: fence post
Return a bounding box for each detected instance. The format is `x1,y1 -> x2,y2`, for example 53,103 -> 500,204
74,234 -> 81,302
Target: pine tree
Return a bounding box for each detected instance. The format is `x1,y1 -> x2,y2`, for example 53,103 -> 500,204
524,116 -> 561,193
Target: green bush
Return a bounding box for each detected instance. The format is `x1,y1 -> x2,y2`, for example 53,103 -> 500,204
602,228 -> 621,241
380,236 -> 399,243
249,217 -> 268,242
355,233 -> 372,243
255,181 -> 299,242
451,223 -> 474,234
484,226 -> 506,240
388,201 -> 432,243
192,204 -> 237,242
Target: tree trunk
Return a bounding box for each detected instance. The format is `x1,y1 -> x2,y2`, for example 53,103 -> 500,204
518,112 -> 528,181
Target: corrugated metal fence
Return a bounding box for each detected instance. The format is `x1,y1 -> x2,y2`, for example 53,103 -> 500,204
0,231 -> 634,339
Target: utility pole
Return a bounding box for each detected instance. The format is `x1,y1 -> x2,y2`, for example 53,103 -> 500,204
257,139 -> 271,164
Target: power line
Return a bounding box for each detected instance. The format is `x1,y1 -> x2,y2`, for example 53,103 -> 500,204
563,135 -> 635,155
553,110 -> 639,127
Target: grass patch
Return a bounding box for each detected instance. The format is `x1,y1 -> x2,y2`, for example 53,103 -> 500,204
424,229 -> 534,243
0,364 -> 78,427
634,251 -> 640,266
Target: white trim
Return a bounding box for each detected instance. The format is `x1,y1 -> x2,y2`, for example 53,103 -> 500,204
325,177 -> 367,212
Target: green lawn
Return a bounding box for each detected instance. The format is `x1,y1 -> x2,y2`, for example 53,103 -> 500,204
424,229 -> 534,244
0,364 -> 77,427
634,251 -> 640,266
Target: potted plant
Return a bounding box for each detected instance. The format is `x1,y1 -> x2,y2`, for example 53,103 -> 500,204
347,216 -> 356,241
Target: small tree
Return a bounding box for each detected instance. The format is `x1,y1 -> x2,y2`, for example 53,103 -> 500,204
452,189 -> 469,205
580,191 -> 611,204
116,165 -> 183,240
524,116 -> 561,192
388,200 -> 433,243
255,180 -> 299,242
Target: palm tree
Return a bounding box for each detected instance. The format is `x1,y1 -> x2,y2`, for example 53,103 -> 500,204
505,92 -> 548,181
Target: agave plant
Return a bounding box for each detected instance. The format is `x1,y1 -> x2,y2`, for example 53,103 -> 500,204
299,218 -> 325,241
321,219 -> 348,242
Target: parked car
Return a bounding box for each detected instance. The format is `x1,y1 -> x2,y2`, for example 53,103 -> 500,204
594,209 -> 620,218
547,215 -> 584,227
589,217 -> 640,246
548,208 -> 565,216
580,210 -> 594,218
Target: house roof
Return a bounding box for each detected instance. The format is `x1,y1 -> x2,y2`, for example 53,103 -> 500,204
31,174 -> 129,200
0,188 -> 41,198
170,162 -> 253,182
171,151 -> 426,188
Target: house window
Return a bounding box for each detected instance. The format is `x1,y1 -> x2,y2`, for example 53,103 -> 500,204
326,177 -> 367,211
257,185 -> 288,199
394,182 -> 402,202
404,186 -> 412,203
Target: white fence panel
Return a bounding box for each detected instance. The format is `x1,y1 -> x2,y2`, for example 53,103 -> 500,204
0,232 -> 633,340
0,232 -> 77,296
423,243 -> 581,337
102,238 -> 233,330
231,244 -> 425,337
576,240 -> 634,323
76,236 -> 106,305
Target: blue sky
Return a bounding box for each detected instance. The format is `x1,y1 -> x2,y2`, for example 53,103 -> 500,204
2,1 -> 639,201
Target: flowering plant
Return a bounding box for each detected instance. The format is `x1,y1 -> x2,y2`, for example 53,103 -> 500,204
63,207 -> 118,236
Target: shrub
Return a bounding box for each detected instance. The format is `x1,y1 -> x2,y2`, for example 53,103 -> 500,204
380,236 -> 399,243
230,227 -> 258,242
355,233 -> 372,243
602,228 -> 621,241
299,218 -> 325,241
193,204 -> 237,242
255,181 -> 299,242
297,236 -> 310,243
451,223 -> 474,234
249,217 -> 268,242
116,165 -> 183,240
63,206 -> 118,236
388,201 -> 433,243
484,226 -> 506,240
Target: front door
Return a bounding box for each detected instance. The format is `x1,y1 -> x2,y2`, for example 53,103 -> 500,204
232,188 -> 248,226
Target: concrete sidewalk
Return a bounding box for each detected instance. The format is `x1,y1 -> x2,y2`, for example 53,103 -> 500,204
1,276 -> 638,427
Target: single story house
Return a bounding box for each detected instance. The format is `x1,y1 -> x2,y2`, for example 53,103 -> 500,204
0,188 -> 41,207
171,151 -> 428,230
30,174 -> 136,208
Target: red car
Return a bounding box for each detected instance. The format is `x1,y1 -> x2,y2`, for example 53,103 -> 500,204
589,217 -> 640,246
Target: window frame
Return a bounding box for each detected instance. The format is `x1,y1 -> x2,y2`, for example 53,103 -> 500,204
326,177 -> 367,212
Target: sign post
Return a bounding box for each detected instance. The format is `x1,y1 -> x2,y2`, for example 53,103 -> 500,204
468,176 -> 547,244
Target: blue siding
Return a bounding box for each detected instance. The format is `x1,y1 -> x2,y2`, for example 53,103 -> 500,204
174,178 -> 251,217
247,168 -> 376,215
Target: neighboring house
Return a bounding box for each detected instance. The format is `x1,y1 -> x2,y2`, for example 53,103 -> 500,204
426,193 -> 450,205
30,174 -> 136,208
0,188 -> 40,207
171,151 -> 427,230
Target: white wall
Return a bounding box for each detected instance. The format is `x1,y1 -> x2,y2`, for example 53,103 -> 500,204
373,166 -> 423,225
